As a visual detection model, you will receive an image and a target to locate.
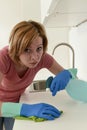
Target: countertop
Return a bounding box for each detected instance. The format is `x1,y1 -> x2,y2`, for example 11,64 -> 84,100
13,90 -> 87,130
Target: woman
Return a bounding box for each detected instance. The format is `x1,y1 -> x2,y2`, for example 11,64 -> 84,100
0,20 -> 72,130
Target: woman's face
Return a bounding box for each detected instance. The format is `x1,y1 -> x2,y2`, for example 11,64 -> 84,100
19,36 -> 44,68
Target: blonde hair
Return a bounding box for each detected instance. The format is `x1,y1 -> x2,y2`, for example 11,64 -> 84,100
9,20 -> 48,65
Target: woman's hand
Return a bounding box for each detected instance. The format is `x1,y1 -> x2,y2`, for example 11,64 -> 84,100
46,70 -> 72,96
20,103 -> 62,120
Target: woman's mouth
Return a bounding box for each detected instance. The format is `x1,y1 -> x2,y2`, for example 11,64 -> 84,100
30,62 -> 38,66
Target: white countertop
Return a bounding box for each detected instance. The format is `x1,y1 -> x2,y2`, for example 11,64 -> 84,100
13,90 -> 87,130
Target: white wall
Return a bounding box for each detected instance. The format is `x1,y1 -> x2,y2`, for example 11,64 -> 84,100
69,22 -> 87,80
46,27 -> 71,68
0,0 -> 41,48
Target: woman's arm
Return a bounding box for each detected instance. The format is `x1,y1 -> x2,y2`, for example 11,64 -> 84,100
48,58 -> 64,75
0,72 -> 3,116
0,102 -> 62,120
0,102 -> 2,116
0,72 -> 3,83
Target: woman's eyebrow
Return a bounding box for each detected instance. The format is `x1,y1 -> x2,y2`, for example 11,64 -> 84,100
39,44 -> 43,46
29,44 -> 43,48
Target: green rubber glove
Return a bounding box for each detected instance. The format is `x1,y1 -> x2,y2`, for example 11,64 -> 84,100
1,102 -> 62,120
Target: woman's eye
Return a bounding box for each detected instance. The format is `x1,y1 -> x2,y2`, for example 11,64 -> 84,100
24,48 -> 30,53
37,47 -> 43,52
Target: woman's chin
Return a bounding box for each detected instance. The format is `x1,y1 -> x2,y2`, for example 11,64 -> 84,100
27,63 -> 38,68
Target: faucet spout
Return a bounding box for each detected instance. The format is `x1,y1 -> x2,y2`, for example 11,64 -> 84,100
52,43 -> 75,68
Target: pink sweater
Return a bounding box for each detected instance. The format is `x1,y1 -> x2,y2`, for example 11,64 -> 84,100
0,46 -> 54,102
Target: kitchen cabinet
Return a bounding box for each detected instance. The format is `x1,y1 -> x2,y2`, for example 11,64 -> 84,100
43,0 -> 87,28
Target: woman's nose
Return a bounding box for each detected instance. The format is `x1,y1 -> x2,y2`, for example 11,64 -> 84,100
30,51 -> 38,60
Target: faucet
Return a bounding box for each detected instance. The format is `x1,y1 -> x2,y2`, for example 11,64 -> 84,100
52,43 -> 75,68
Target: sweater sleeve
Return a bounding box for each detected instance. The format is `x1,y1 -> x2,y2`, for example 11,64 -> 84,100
0,46 -> 11,74
41,53 -> 54,69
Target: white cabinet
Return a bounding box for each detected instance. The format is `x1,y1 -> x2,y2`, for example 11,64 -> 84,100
43,0 -> 87,28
